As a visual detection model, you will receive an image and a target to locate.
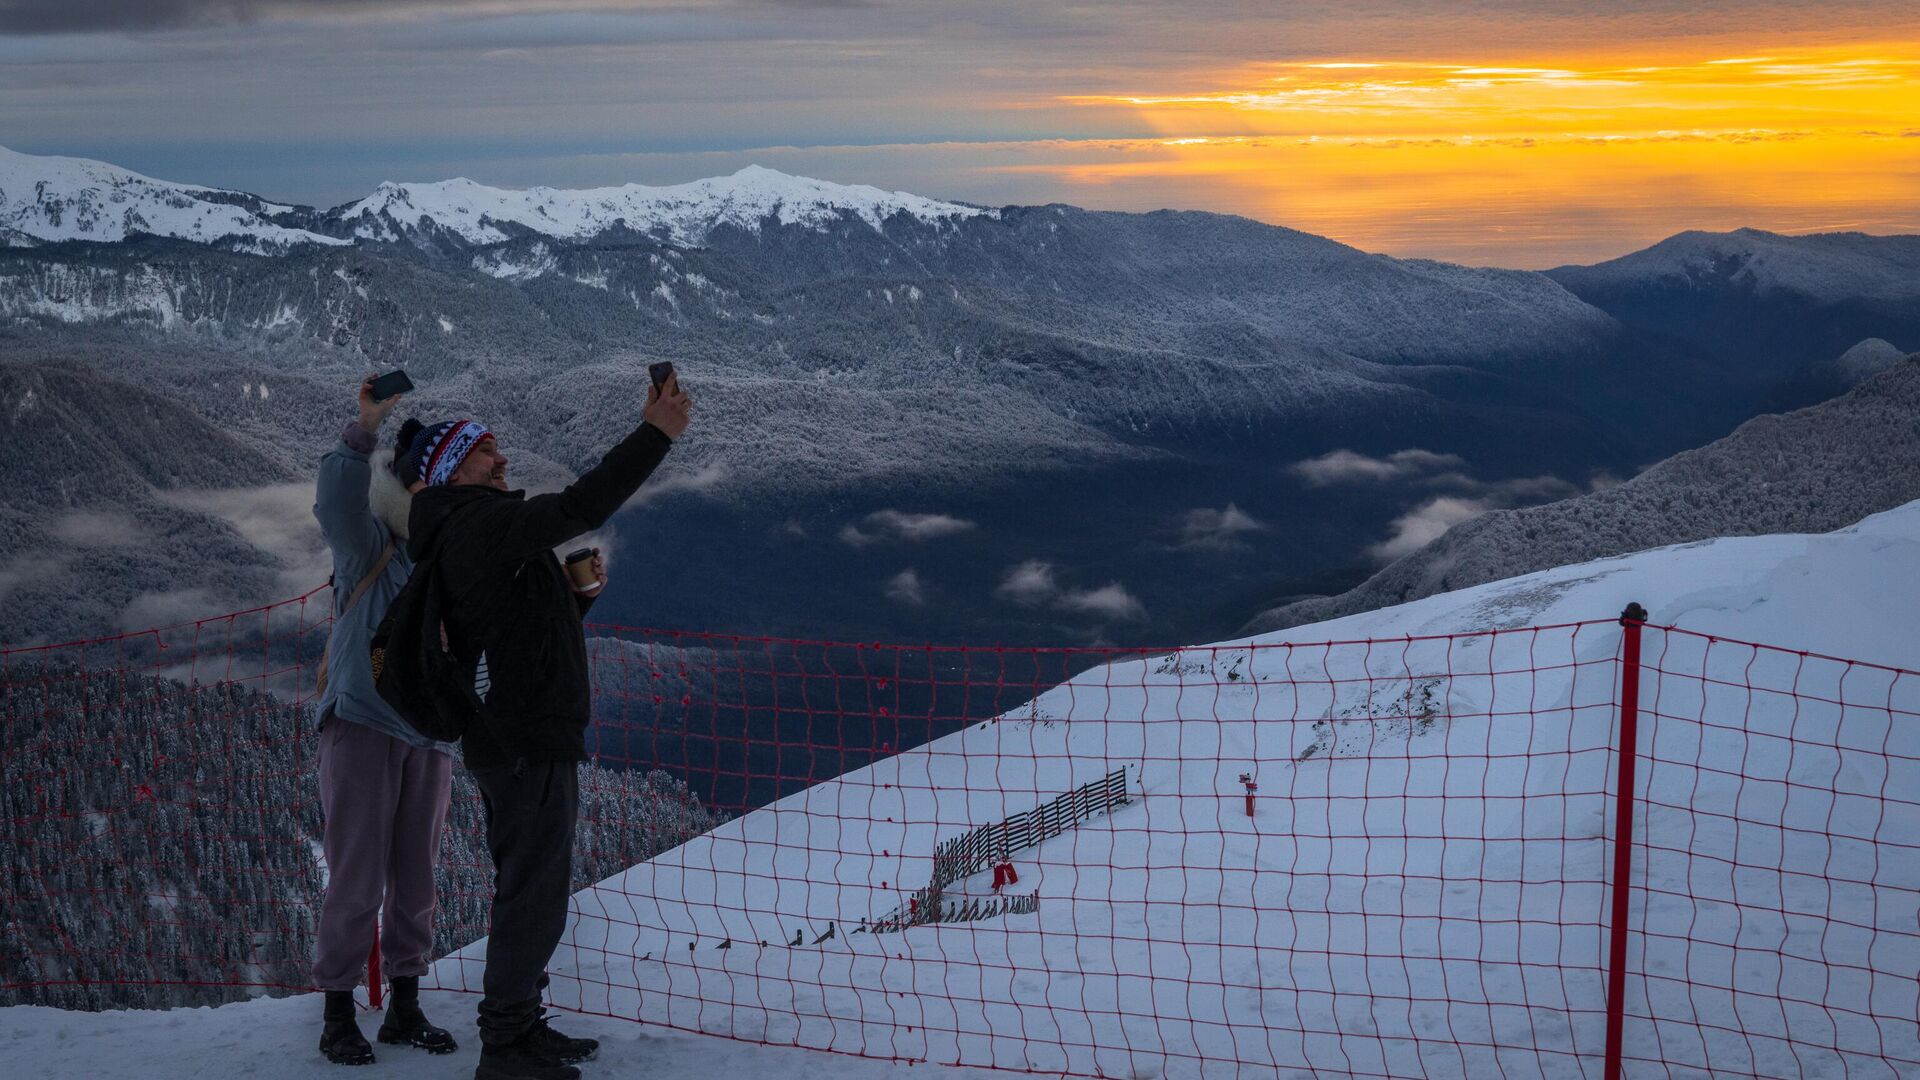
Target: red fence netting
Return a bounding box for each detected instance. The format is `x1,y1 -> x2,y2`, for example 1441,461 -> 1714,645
1,590 -> 1915,1078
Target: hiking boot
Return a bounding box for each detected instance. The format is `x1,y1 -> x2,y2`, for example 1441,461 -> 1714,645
525,1010 -> 598,1064
377,975 -> 458,1054
474,1038 -> 582,1080
319,990 -> 376,1066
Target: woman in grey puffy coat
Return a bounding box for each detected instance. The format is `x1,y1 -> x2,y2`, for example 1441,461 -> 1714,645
310,376 -> 456,1065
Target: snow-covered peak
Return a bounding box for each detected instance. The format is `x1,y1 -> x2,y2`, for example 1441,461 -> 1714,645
0,145 -> 346,252
334,165 -> 992,246
1558,226 -> 1920,304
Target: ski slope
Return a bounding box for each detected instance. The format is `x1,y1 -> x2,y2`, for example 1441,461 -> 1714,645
440,501 -> 1920,1078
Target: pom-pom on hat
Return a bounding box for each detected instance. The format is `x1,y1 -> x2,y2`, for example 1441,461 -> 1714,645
390,418 -> 424,478
400,418 -> 493,487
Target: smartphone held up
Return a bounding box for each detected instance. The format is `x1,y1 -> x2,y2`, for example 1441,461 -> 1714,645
643,360 -> 692,441
369,369 -> 414,401
648,361 -> 677,394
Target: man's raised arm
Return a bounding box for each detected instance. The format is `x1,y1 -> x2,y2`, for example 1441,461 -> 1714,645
481,376 -> 693,563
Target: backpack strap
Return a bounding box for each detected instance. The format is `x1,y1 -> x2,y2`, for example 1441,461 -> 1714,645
340,539 -> 398,619
315,538 -> 398,697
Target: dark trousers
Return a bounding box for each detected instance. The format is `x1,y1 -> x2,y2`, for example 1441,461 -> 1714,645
470,760 -> 578,1046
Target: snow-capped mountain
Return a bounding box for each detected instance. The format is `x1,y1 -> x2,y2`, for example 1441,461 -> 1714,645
327,164 -> 992,248
0,146 -> 344,253
0,146 -> 989,254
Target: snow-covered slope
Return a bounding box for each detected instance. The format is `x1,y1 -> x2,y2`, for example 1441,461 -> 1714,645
417,501 -> 1920,1077
0,145 -> 344,252
330,165 -> 992,246
1548,226 -> 1920,306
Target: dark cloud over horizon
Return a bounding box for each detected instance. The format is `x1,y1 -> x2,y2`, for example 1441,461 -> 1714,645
9,0 -> 1912,36
0,0 -> 873,35
2,0 -> 278,34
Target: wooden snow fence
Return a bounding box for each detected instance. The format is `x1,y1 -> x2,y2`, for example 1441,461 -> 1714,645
867,765 -> 1133,934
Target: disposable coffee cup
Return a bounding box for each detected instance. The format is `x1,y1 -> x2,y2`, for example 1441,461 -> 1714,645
565,547 -> 601,592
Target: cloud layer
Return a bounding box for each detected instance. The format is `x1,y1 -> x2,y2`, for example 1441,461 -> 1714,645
884,567 -> 924,605
1291,447 -> 1600,562
1367,496 -> 1493,562
1291,448 -> 1467,485
995,559 -> 1146,623
1178,503 -> 1267,552
839,509 -> 976,547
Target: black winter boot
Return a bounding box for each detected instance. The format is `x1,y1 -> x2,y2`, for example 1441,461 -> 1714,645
474,1037 -> 582,1080
377,975 -> 458,1054
525,1009 -> 599,1064
319,989 -> 376,1066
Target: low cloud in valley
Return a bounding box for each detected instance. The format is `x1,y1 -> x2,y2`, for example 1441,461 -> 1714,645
839,509 -> 976,547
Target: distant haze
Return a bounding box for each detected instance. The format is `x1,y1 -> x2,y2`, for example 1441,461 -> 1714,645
2,1 -> 1918,266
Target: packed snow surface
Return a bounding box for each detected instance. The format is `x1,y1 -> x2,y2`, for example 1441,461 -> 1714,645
0,993 -> 1000,1079
338,165 -> 992,245
0,145 -> 345,251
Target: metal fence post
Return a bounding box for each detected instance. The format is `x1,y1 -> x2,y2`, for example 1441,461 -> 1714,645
367,936 -> 383,1010
1604,602 -> 1649,1080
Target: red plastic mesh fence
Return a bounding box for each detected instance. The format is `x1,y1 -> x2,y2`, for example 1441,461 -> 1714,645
1612,627 -> 1920,1079
1,592 -> 1915,1079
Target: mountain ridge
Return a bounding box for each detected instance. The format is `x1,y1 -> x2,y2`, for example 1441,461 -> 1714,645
0,146 -> 992,254
328,164 -> 994,249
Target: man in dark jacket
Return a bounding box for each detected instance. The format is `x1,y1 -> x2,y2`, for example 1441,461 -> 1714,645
402,373 -> 692,1080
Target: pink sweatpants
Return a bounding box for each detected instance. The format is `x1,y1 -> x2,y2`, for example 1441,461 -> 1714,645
311,717 -> 454,990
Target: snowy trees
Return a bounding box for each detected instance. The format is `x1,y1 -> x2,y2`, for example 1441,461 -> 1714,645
0,664 -> 721,1010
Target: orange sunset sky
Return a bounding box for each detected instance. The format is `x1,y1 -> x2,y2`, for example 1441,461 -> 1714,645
1042,42 -> 1920,264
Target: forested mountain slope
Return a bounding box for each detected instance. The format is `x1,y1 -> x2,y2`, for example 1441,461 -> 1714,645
1244,355 -> 1920,633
